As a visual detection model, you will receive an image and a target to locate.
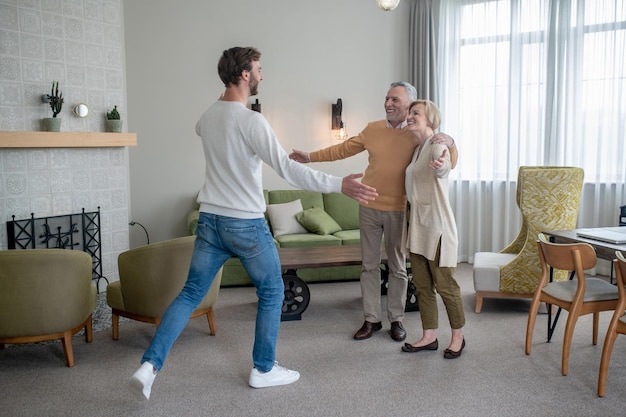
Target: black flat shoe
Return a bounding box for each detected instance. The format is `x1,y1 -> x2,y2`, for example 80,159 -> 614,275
443,339 -> 466,359
401,339 -> 438,352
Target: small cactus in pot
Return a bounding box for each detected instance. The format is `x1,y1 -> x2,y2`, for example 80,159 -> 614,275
105,105 -> 122,132
47,81 -> 64,117
106,105 -> 120,120
41,80 -> 64,131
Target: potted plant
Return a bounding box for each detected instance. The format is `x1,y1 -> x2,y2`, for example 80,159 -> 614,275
42,81 -> 64,132
106,105 -> 122,133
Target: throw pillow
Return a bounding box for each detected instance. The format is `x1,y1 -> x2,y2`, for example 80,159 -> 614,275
296,207 -> 342,235
266,199 -> 308,237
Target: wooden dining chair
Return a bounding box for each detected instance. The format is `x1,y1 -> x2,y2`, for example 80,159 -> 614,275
525,233 -> 619,376
598,251 -> 626,397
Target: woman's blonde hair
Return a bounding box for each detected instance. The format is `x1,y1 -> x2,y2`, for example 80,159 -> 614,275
409,99 -> 441,131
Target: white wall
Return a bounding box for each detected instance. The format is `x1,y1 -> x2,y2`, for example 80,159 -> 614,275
123,0 -> 410,246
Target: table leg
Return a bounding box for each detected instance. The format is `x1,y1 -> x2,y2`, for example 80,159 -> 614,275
381,263 -> 419,312
380,264 -> 389,295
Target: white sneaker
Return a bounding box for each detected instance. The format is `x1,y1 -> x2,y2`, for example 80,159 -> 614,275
130,362 -> 157,400
249,362 -> 300,388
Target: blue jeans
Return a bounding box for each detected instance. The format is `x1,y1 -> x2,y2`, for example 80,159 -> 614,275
142,212 -> 284,373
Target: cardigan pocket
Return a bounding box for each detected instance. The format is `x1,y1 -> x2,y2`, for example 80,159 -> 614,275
415,202 -> 442,231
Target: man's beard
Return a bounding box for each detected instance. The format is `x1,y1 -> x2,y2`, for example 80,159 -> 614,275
249,77 -> 259,96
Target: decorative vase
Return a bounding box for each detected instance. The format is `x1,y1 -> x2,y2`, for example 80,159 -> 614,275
42,117 -> 61,132
106,119 -> 122,133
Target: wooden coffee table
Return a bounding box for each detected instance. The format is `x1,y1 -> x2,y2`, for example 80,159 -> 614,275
278,245 -> 382,321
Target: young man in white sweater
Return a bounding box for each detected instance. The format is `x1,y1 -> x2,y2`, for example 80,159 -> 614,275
129,46 -> 378,400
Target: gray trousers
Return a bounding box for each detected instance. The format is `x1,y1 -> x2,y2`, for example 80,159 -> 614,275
359,205 -> 408,323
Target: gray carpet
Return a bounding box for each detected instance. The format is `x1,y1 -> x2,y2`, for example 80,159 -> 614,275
1,263 -> 625,417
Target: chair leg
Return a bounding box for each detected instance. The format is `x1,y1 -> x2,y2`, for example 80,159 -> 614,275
525,296 -> 541,355
598,330 -> 618,397
206,309 -> 216,336
475,293 -> 483,313
562,311 -> 581,376
592,312 -> 599,345
61,330 -> 75,367
112,313 -> 119,340
85,314 -> 93,343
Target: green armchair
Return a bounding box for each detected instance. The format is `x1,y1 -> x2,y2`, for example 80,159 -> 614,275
106,236 -> 222,339
0,249 -> 97,367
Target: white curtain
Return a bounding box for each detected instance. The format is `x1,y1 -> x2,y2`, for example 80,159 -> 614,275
409,0 -> 440,102
433,0 -> 626,273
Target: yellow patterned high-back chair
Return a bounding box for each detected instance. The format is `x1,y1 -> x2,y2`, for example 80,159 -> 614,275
473,166 -> 584,313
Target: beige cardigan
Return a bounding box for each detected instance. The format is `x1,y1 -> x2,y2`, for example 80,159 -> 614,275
402,140 -> 458,267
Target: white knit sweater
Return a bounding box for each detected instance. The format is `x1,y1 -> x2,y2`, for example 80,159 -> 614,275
195,101 -> 342,219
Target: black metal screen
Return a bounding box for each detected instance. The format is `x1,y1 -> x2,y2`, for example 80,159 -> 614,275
6,208 -> 107,290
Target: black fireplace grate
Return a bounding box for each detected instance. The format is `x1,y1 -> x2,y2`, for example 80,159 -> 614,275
6,208 -> 107,291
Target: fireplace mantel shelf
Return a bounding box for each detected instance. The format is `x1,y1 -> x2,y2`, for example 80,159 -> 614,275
0,131 -> 137,148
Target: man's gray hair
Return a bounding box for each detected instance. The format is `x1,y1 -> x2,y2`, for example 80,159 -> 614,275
390,81 -> 417,101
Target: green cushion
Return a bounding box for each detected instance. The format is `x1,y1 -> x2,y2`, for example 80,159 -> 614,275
275,233 -> 341,247
323,192 -> 360,230
333,229 -> 361,245
268,190 -> 324,210
296,207 -> 342,235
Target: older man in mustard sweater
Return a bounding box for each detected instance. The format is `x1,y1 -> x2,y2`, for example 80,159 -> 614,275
290,82 -> 458,342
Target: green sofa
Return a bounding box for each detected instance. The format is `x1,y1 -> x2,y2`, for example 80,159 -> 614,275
187,189 -> 363,286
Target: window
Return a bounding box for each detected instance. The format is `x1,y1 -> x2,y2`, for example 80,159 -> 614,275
440,0 -> 626,183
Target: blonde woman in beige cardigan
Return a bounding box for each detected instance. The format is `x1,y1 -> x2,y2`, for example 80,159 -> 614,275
400,100 -> 465,359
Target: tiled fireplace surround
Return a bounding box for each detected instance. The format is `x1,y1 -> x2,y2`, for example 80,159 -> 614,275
0,145 -> 130,290
0,0 -> 129,290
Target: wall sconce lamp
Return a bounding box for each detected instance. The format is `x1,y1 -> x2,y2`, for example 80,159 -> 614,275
251,99 -> 261,113
332,98 -> 348,140
376,0 -> 400,11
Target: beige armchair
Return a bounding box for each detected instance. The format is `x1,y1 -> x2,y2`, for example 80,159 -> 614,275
106,236 -> 222,340
0,249 -> 96,367
473,166 -> 584,312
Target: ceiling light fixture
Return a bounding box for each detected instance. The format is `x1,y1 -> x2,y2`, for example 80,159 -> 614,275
376,0 -> 400,11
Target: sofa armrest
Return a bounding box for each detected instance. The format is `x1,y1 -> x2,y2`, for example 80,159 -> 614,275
187,210 -> 199,235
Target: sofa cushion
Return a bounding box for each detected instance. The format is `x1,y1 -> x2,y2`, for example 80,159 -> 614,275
473,252 -> 517,292
323,192 -> 360,230
332,229 -> 361,245
296,207 -> 342,235
266,199 -> 308,237
275,233 -> 342,247
269,190 -> 324,210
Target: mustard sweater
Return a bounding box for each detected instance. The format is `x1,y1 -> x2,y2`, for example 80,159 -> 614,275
310,120 -> 418,212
